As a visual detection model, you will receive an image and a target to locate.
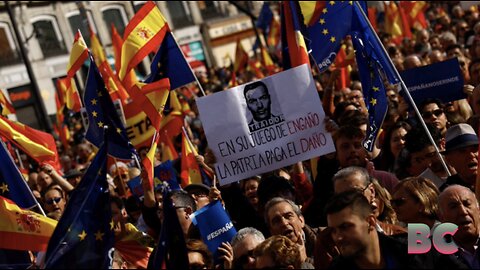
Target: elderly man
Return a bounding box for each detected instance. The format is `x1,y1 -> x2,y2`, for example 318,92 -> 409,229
231,227 -> 265,269
441,124 -> 479,191
264,197 -> 317,268
438,185 -> 480,268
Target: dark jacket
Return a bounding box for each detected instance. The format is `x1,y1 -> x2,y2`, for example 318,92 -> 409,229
329,233 -> 422,269
440,174 -> 474,191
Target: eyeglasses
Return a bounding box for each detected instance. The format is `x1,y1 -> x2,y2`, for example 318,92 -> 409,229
235,249 -> 255,267
422,109 -> 443,119
45,197 -> 62,205
391,197 -> 407,207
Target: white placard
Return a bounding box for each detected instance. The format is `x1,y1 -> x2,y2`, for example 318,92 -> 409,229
197,64 -> 335,186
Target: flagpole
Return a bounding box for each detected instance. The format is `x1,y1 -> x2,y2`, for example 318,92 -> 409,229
353,1 -> 451,176
169,32 -> 206,97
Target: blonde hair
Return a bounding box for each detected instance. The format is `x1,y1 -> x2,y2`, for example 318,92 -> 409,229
394,177 -> 439,219
253,235 -> 301,269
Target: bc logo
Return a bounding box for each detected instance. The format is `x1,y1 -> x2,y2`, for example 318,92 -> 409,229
408,223 -> 458,254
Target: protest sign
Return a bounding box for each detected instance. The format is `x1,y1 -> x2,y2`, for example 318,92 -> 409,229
400,58 -> 465,105
197,64 -> 335,185
190,200 -> 237,259
126,160 -> 179,200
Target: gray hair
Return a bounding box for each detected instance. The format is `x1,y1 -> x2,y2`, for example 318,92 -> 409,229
333,166 -> 371,187
231,227 -> 265,248
264,197 -> 302,225
438,185 -> 479,216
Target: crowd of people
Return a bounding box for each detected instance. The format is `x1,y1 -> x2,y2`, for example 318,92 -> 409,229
10,2 -> 480,269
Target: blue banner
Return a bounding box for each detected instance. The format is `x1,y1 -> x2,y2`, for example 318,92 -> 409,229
190,200 -> 237,259
400,58 -> 465,105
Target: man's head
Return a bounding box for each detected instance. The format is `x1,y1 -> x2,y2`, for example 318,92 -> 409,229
110,196 -> 128,229
244,81 -> 272,122
333,125 -> 367,168
264,197 -> 305,245
184,183 -> 210,209
325,190 -> 377,259
171,190 -> 197,237
444,124 -> 479,186
438,185 -> 480,247
333,167 -> 376,210
64,169 -> 83,187
404,124 -> 444,174
231,227 -> 265,269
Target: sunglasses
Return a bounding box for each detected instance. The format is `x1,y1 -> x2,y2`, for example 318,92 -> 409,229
45,197 -> 62,205
391,197 -> 407,207
422,108 -> 443,118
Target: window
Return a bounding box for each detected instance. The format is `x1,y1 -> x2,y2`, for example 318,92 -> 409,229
0,22 -> 21,67
31,16 -> 67,58
166,2 -> 192,28
198,1 -> 223,19
102,5 -> 128,38
67,11 -> 97,47
133,1 -> 147,13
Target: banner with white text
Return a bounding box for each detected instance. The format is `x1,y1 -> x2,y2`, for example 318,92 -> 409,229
197,64 -> 335,186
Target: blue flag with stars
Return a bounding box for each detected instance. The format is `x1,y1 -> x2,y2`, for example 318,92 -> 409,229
147,187 -> 189,270
144,31 -> 195,89
84,54 -> 135,160
0,141 -> 37,209
44,139 -> 114,269
351,32 -> 388,152
304,1 -> 354,72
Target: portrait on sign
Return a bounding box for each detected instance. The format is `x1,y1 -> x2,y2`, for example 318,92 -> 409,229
243,81 -> 285,132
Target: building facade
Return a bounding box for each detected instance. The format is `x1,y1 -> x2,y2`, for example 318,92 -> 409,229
0,1 -> 263,130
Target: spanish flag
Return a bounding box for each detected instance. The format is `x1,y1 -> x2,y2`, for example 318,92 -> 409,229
65,30 -> 88,112
0,196 -> 57,251
112,24 -> 137,89
234,39 -> 249,74
384,1 -> 412,44
160,132 -> 178,162
180,131 -> 201,188
298,1 -> 326,27
281,1 -> 310,69
0,116 -> 61,171
141,132 -> 159,189
0,90 -> 15,116
119,1 -> 168,89
90,27 -> 130,105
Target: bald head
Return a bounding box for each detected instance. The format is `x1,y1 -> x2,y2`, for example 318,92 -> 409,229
438,185 -> 480,246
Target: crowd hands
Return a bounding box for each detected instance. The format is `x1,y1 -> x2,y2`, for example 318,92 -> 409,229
14,2 -> 480,269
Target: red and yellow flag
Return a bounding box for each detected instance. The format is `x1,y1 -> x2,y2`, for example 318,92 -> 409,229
119,1 -> 169,89
0,196 -> 57,251
160,132 -> 178,162
0,90 -> 15,116
90,27 -> 130,105
65,30 -> 88,112
384,1 -> 412,44
0,116 -> 61,171
180,131 -> 201,188
141,133 -> 159,189
115,223 -> 154,269
283,1 -> 310,68
112,24 -> 138,88
234,39 -> 249,73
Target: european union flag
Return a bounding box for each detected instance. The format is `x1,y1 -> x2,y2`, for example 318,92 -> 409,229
305,1 -> 354,72
147,187 -> 188,270
351,2 -> 399,85
84,54 -> 135,160
45,140 -> 114,269
0,141 -> 36,209
351,33 -> 388,152
145,31 -> 195,90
